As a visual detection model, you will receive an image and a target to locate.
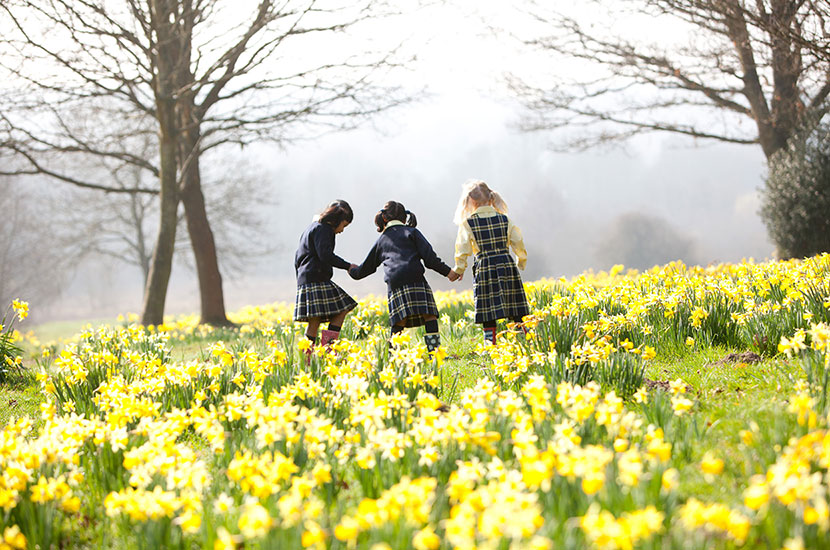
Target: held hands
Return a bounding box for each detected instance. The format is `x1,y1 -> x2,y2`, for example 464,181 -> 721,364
447,270 -> 462,282
348,264 -> 359,279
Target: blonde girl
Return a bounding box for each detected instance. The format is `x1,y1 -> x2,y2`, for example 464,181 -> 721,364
452,180 -> 530,344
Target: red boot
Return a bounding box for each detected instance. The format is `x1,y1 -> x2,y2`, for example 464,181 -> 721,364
320,329 -> 339,349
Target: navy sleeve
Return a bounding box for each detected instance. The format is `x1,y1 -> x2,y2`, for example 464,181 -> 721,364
313,224 -> 350,270
412,229 -> 451,276
349,240 -> 381,280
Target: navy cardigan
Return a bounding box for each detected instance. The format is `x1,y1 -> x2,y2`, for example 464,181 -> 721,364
295,221 -> 350,285
349,224 -> 451,290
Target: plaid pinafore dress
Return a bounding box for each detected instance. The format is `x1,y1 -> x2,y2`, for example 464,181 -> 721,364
294,281 -> 357,322
387,282 -> 439,328
467,213 -> 530,324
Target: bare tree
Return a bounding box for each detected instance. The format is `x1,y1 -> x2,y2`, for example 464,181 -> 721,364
56,149 -> 275,287
507,0 -> 830,159
0,0 -> 410,325
0,178 -> 68,315
61,175 -> 158,285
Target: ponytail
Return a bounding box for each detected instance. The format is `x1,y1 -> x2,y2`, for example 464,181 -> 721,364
405,209 -> 417,228
374,209 -> 387,232
489,190 -> 508,215
375,200 -> 416,232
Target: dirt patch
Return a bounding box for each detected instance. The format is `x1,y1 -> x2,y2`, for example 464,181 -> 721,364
644,379 -> 693,394
710,351 -> 762,366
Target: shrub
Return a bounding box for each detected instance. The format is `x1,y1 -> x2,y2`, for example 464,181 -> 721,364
761,120 -> 830,258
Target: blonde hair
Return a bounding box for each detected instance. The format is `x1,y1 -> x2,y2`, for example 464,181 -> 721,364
453,180 -> 508,225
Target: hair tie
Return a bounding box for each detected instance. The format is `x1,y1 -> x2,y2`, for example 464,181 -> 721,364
405,209 -> 411,215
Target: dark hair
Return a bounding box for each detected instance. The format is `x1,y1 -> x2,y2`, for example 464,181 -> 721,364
318,199 -> 353,227
374,201 -> 417,232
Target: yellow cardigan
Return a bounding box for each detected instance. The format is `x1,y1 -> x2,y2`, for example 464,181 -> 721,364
453,205 -> 527,274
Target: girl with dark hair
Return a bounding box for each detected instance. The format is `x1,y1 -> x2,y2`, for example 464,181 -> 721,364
294,200 -> 358,350
349,201 -> 459,353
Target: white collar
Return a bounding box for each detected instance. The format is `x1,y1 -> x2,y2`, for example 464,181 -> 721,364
473,205 -> 497,214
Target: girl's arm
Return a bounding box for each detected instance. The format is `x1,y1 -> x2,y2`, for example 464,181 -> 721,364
313,225 -> 351,270
453,222 -> 473,274
349,242 -> 381,280
508,219 -> 528,270
412,229 -> 451,276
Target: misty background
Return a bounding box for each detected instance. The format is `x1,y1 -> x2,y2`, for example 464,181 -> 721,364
3,1 -> 773,322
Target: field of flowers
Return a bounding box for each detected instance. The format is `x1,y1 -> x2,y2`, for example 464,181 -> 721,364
2,255 -> 830,549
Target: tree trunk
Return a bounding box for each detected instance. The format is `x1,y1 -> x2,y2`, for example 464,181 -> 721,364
768,0 -> 805,155
721,1 -> 778,159
179,109 -> 231,326
141,0 -> 180,326
181,153 -> 231,325
723,0 -> 805,159
140,126 -> 178,325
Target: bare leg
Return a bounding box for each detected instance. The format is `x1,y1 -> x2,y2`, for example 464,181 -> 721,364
329,310 -> 349,329
306,318 -> 321,339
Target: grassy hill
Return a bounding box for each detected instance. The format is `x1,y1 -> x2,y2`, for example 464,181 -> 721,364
1,257 -> 829,549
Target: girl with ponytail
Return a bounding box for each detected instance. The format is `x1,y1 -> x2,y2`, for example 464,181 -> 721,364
350,200 -> 459,353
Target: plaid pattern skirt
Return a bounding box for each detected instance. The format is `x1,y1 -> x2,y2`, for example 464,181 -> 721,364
472,253 -> 530,324
388,281 -> 439,328
294,280 -> 357,322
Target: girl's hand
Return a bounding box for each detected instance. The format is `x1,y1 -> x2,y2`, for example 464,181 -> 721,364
448,270 -> 461,282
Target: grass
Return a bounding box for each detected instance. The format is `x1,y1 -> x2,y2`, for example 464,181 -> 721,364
31,318 -> 117,344
440,328 -> 487,399
0,373 -> 42,430
650,347 -> 800,412
646,346 -> 802,507
168,339 -> 214,363
4,322 -> 806,431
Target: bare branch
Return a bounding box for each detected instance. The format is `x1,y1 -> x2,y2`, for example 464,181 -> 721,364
0,140 -> 158,194
508,0 -> 829,158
